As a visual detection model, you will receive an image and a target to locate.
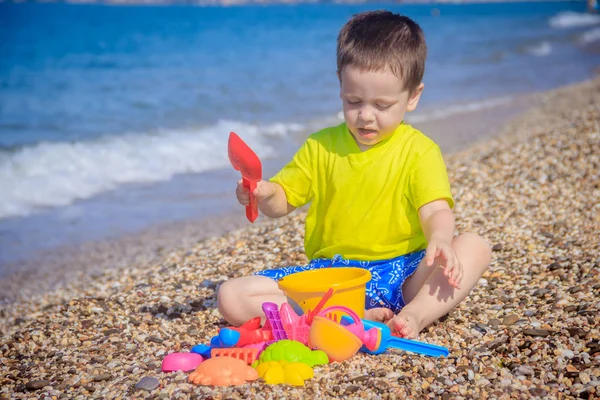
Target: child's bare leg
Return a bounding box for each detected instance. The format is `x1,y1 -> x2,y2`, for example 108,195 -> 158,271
391,232 -> 491,338
217,275 -> 287,326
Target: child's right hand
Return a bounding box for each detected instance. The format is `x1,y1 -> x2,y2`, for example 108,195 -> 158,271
235,179 -> 276,206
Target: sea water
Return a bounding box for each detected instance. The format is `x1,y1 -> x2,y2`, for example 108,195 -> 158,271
1,1 -> 599,268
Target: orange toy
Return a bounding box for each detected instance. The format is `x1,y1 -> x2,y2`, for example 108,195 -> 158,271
188,356 -> 258,386
211,348 -> 259,365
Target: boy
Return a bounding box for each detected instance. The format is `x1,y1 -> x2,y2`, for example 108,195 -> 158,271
218,10 -> 491,338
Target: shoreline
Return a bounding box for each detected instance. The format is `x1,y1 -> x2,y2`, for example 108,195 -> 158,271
0,89 -> 537,304
0,76 -> 599,398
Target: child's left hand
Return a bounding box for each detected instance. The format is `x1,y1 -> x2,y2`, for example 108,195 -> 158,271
425,239 -> 462,289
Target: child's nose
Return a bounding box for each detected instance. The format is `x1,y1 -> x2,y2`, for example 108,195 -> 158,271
359,107 -> 376,122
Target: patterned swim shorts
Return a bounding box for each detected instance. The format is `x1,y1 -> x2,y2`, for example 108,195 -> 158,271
255,250 -> 426,314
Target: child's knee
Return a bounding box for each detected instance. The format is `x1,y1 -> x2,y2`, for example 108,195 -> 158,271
217,277 -> 243,312
454,232 -> 492,268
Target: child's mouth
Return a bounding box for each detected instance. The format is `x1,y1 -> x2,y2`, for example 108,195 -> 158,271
358,128 -> 378,139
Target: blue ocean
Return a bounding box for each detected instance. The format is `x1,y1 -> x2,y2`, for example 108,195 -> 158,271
1,2 -> 599,270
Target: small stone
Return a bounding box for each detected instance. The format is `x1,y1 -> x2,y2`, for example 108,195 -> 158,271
492,244 -> 503,251
579,372 -> 591,385
473,323 -> 488,334
352,375 -> 370,383
386,372 -> 401,379
529,387 -> 547,397
135,376 -> 159,391
502,314 -> 519,325
559,349 -> 575,359
476,378 -> 491,387
374,380 -> 389,391
567,328 -> 586,338
489,318 -> 501,327
81,319 -> 94,329
566,365 -> 580,378
548,262 -> 562,271
375,368 -> 386,377
568,286 -> 582,294
26,380 -> 49,390
93,374 -> 111,382
345,385 -> 360,394
523,329 -> 550,337
147,336 -> 164,344
516,366 -> 534,376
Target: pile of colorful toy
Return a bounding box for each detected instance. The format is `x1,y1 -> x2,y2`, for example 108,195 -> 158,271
161,285 -> 450,387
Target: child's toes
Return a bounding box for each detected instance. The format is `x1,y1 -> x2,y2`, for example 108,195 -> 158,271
391,310 -> 422,339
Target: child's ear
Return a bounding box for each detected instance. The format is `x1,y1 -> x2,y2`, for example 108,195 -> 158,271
407,83 -> 425,112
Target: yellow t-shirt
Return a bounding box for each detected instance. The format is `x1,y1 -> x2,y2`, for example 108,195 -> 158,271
271,122 -> 453,261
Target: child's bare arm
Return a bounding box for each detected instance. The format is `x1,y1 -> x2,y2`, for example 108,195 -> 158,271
418,199 -> 455,245
236,179 -> 296,218
418,199 -> 462,288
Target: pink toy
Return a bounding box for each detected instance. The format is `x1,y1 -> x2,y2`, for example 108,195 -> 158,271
161,352 -> 204,372
280,303 -> 310,345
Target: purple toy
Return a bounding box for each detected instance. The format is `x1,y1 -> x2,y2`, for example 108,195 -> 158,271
262,302 -> 287,340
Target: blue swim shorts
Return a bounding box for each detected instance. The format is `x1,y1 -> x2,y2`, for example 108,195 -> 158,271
255,250 -> 426,314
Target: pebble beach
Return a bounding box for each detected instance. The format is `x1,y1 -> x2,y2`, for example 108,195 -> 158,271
1,77 -> 599,399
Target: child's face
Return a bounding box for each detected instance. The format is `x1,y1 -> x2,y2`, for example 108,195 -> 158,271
339,65 -> 423,150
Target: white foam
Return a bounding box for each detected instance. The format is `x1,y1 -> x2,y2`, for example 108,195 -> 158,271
406,96 -> 513,124
549,11 -> 600,29
579,27 -> 600,44
0,120 -> 304,219
525,41 -> 552,57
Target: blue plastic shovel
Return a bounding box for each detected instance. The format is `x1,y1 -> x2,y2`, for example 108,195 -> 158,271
341,316 -> 449,357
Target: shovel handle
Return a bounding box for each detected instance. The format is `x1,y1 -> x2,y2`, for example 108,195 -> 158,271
243,178 -> 258,223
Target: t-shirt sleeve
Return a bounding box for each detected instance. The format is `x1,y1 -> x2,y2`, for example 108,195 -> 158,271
269,139 -> 314,208
408,144 -> 454,210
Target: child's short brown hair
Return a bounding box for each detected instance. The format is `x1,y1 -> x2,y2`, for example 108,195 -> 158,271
337,10 -> 427,94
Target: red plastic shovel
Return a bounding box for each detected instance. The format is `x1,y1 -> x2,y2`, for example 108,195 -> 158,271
228,132 -> 262,223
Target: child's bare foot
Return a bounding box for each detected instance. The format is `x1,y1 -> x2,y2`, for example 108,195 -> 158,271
387,308 -> 423,339
364,307 -> 394,323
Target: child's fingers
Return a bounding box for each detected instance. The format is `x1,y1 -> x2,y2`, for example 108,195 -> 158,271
235,183 -> 250,206
445,255 -> 461,289
453,262 -> 463,288
425,243 -> 438,266
440,247 -> 454,276
253,180 -> 275,200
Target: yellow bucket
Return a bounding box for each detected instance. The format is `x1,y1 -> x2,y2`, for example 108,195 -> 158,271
277,267 -> 371,319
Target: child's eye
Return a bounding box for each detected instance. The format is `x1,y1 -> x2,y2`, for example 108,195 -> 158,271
376,104 -> 392,110
346,99 -> 361,105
